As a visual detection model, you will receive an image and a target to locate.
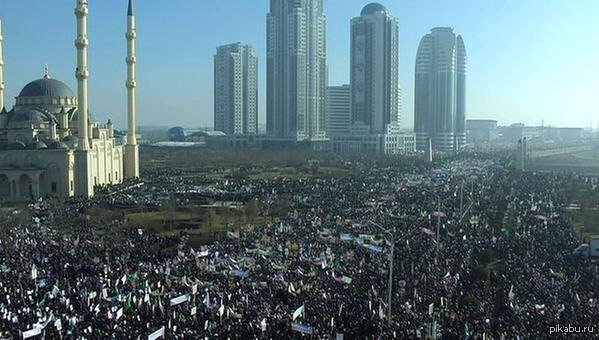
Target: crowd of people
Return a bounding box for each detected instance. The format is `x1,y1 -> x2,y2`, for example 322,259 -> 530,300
0,154 -> 597,339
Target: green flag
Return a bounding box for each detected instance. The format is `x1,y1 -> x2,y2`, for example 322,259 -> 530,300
124,293 -> 132,311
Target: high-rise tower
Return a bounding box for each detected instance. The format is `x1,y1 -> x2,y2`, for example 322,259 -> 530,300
124,0 -> 139,178
350,3 -> 400,134
325,85 -> 351,137
414,27 -> 467,151
267,0 -> 327,142
214,43 -> 258,135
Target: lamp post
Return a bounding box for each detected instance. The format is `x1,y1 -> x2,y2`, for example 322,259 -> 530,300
369,220 -> 395,326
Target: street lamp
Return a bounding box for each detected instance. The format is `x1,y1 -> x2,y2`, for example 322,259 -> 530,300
369,220 -> 394,326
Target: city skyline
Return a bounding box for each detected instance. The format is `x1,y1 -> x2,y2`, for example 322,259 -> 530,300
0,0 -> 597,129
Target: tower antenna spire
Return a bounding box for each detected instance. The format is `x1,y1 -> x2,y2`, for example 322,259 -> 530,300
44,64 -> 51,79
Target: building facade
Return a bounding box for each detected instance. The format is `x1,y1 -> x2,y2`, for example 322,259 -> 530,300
414,27 -> 467,151
466,119 -> 498,144
0,0 -> 139,201
266,0 -> 327,142
214,43 -> 258,135
350,3 -> 400,134
331,123 -> 415,155
325,85 -> 351,137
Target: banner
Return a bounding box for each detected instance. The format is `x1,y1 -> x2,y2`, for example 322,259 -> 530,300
22,327 -> 42,339
170,294 -> 190,306
148,326 -> 165,340
366,244 -> 383,253
421,228 -> 436,236
340,233 -> 354,241
230,270 -> 249,278
291,322 -> 314,335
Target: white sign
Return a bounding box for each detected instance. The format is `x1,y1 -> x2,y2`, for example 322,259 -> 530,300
148,326 -> 165,340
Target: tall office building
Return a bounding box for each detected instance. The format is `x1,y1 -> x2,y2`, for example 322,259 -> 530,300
414,27 -> 467,151
350,3 -> 400,134
326,85 -> 351,137
214,43 -> 258,135
267,0 -> 327,142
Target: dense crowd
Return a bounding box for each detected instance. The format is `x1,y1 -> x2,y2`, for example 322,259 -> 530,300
0,154 -> 597,339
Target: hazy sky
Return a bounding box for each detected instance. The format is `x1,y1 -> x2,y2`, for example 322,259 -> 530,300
0,0 -> 598,130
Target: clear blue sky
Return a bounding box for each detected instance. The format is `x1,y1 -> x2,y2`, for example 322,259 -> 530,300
0,0 -> 598,129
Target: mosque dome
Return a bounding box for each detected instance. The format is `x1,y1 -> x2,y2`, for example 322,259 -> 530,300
26,141 -> 48,150
9,108 -> 49,124
48,141 -> 70,150
19,76 -> 74,98
361,3 -> 388,16
62,135 -> 79,148
6,141 -> 27,150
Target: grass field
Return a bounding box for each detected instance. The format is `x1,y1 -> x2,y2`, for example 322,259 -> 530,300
124,207 -> 266,245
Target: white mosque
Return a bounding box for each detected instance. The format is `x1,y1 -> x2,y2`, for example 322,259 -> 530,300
0,0 -> 139,201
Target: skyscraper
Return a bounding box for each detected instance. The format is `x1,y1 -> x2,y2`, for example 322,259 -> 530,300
267,0 -> 327,142
326,84 -> 351,137
214,43 -> 258,135
414,27 -> 467,151
350,3 -> 400,134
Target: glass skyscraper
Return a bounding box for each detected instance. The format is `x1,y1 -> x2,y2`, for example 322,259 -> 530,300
414,27 -> 467,151
350,3 -> 400,134
267,0 -> 327,142
214,43 -> 258,135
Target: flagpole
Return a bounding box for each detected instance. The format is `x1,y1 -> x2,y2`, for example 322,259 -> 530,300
436,199 -> 441,252
369,220 -> 394,327
387,233 -> 394,326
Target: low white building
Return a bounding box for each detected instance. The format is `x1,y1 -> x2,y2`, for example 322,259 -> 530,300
331,123 -> 415,155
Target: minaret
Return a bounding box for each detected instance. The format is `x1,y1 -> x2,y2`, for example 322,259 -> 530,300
75,0 -> 90,150
0,19 -> 5,111
74,0 -> 93,197
124,0 -> 139,178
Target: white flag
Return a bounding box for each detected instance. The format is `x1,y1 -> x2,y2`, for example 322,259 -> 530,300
203,292 -> 211,308
428,303 -> 434,315
116,307 -> 123,320
260,318 -> 267,331
31,265 -> 38,280
292,305 -> 304,320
